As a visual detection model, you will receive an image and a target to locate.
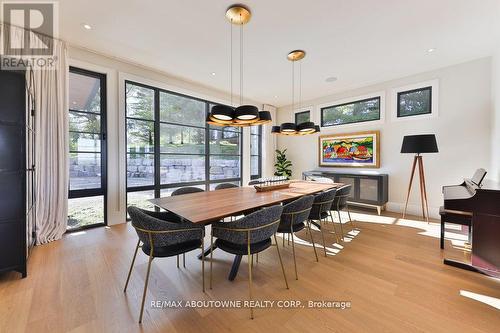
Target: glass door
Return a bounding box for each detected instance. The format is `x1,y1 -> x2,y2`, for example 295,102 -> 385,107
67,67 -> 107,231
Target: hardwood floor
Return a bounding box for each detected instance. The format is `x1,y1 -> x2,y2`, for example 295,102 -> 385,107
0,210 -> 499,333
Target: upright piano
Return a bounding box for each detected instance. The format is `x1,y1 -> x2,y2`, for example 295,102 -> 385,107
442,169 -> 500,277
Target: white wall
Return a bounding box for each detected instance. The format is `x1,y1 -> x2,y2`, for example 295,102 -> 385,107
491,49 -> 500,181
68,46 -> 270,225
276,58 -> 493,218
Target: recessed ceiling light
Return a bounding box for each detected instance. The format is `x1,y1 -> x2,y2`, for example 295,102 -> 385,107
274,95 -> 278,98
325,76 -> 337,83
72,101 -> 77,105
82,23 -> 92,30
211,72 -> 216,76
427,48 -> 436,53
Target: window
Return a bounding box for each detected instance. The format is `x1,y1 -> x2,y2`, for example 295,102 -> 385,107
125,81 -> 243,213
68,67 -> 107,231
397,86 -> 432,118
295,110 -> 310,125
321,97 -> 380,127
250,126 -> 262,179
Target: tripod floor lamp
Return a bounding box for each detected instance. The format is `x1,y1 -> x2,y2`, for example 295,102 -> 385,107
401,134 -> 439,222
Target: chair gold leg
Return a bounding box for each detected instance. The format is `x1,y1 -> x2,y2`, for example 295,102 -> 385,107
256,253 -> 259,263
247,240 -> 254,319
201,238 -> 205,292
337,211 -> 344,241
139,255 -> 153,324
282,233 -> 285,247
347,207 -> 355,229
290,230 -> 298,280
328,211 -> 340,243
183,253 -> 186,268
124,239 -> 140,293
307,220 -> 319,262
319,219 -> 328,257
251,254 -> 254,268
210,234 -> 213,289
273,234 -> 289,289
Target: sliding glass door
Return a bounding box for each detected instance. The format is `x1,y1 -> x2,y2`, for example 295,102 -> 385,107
67,67 -> 107,230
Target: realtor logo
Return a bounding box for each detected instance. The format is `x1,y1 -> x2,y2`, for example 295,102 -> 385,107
1,1 -> 58,69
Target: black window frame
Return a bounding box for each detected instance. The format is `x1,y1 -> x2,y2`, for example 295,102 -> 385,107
397,86 -> 432,118
320,96 -> 381,127
250,125 -> 262,180
294,110 -> 310,125
68,66 -> 108,232
125,80 -> 243,215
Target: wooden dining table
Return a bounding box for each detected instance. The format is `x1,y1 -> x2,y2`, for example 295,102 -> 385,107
149,180 -> 341,280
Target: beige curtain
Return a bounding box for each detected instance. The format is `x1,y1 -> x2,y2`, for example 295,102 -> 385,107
3,23 -> 69,244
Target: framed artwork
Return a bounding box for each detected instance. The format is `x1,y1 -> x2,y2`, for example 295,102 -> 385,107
319,131 -> 380,168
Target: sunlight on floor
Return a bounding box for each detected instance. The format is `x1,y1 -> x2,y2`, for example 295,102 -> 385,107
460,290 -> 500,310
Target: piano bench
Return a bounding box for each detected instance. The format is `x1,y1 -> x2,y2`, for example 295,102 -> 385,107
439,206 -> 472,249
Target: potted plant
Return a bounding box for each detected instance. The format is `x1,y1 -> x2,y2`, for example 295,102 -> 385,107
274,149 -> 292,179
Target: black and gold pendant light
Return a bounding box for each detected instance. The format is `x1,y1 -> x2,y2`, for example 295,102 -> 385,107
207,5 -> 272,127
273,50 -> 320,135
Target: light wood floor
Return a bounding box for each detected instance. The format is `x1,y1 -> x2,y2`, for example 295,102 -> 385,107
1,210 -> 499,333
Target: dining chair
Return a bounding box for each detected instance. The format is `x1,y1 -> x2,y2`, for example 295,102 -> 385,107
278,195 -> 316,279
308,189 -> 337,257
214,183 -> 239,190
171,186 -> 205,266
330,184 -> 354,241
124,207 -> 205,323
171,186 -> 205,196
210,204 -> 288,319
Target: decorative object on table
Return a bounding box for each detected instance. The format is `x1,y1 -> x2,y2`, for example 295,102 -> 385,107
272,50 -> 320,135
274,149 -> 293,179
254,176 -> 290,192
319,131 -> 380,168
206,5 -> 272,127
401,134 -> 438,222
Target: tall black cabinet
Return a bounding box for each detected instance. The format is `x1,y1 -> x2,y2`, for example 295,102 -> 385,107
0,69 -> 36,278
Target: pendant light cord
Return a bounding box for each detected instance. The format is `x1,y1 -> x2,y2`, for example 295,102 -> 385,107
240,15 -> 243,106
230,18 -> 233,107
299,60 -> 302,110
291,60 -> 295,113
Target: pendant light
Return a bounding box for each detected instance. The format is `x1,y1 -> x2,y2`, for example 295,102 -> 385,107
207,5 -> 271,127
273,50 -> 320,135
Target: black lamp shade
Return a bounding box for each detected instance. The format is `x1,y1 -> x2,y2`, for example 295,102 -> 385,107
280,122 -> 297,133
401,134 -> 438,154
211,104 -> 234,121
258,111 -> 272,122
234,105 -> 259,120
297,121 -> 315,132
271,126 -> 281,133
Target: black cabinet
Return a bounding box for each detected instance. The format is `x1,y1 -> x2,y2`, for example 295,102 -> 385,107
0,69 -> 35,278
303,171 -> 388,215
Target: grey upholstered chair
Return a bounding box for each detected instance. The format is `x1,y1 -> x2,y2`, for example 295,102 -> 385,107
124,207 -> 205,323
308,189 -> 338,256
278,195 -> 316,279
210,204 -> 288,319
330,184 -> 354,240
171,186 -> 205,196
214,183 -> 239,190
171,186 -> 205,265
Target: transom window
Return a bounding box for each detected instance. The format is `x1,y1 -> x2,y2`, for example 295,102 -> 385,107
295,110 -> 310,124
321,97 -> 381,127
125,81 -> 242,212
397,86 -> 432,118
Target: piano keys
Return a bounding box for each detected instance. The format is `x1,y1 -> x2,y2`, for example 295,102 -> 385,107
441,169 -> 500,277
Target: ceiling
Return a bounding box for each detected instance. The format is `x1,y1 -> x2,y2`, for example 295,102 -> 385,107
59,0 -> 500,107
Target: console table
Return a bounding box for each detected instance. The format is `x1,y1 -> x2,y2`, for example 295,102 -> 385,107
303,171 -> 389,215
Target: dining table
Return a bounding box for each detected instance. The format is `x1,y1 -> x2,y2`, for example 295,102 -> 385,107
149,180 -> 342,280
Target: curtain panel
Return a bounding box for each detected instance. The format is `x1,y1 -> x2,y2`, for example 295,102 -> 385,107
2,23 -> 69,244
